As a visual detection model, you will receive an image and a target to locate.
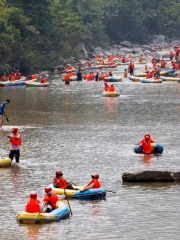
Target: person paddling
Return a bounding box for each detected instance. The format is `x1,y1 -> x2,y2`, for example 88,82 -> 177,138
8,128 -> 22,162
80,174 -> 101,192
0,99 -> 10,128
53,171 -> 74,189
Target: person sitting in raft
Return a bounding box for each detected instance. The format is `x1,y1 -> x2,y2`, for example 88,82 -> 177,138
146,71 -> 153,79
31,73 -> 36,80
25,192 -> 43,213
109,62 -> 115,66
87,61 -> 92,67
153,69 -> 160,79
170,61 -> 176,70
108,84 -> 115,92
104,82 -> 109,92
108,71 -> 113,76
1,72 -> 6,81
15,71 -> 21,80
43,186 -> 65,213
122,56 -> 125,63
144,65 -> 149,73
139,57 -> 143,62
158,45 -> 161,50
124,69 -> 127,78
137,133 -> 155,154
41,78 -> 46,83
151,57 -> 156,63
167,46 -> 170,50
8,72 -> 14,81
53,171 -> 74,190
67,64 -> 72,70
80,174 -> 101,192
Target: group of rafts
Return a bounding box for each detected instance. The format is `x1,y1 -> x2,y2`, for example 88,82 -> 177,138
0,132 -> 163,223
0,71 -> 50,87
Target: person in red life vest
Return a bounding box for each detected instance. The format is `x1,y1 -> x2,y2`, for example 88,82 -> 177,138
146,72 -> 151,78
80,174 -> 101,192
31,73 -> 36,80
91,72 -> 94,80
15,72 -> 21,80
1,72 -> 6,81
87,73 -> 92,80
175,47 -> 180,63
108,84 -> 115,92
67,64 -> 72,70
99,72 -> 103,81
14,70 -> 19,78
104,82 -> 109,92
153,62 -> 157,69
129,55 -> 132,59
41,78 -> 46,83
129,60 -> 134,76
103,73 -> 108,79
151,57 -> 156,63
158,45 -> 161,50
43,186 -> 65,213
108,71 -> 113,76
64,71 -> 70,84
170,61 -> 176,70
169,51 -> 174,61
139,57 -> 143,62
144,65 -> 149,73
12,73 -> 16,81
124,69 -> 127,78
173,44 -> 176,49
109,62 -> 115,67
8,72 -> 13,81
53,171 -> 74,189
138,133 -> 155,154
160,59 -> 166,68
167,46 -> 170,50
122,56 -> 125,63
8,128 -> 22,162
87,61 -> 92,67
82,72 -> 87,79
153,69 -> 160,79
25,192 -> 42,213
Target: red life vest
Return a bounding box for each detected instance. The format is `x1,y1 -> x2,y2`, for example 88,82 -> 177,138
175,63 -> 179,70
142,140 -> 151,154
64,74 -> 69,81
85,179 -> 101,188
53,177 -> 67,189
8,74 -> 13,80
104,84 -> 109,92
26,199 -> 40,213
109,87 -> 115,92
153,63 -> 156,68
169,52 -> 174,57
43,193 -> 58,208
41,78 -> 46,83
32,74 -> 36,80
152,58 -> 156,63
129,64 -> 134,69
175,49 -> 180,55
10,133 -> 22,145
161,60 -> 166,67
145,66 -> 148,71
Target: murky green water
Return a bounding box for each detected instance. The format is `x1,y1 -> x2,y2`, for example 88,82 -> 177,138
1,62 -> 180,240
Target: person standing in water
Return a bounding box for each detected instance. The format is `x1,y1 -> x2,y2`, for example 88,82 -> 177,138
0,99 -> 10,128
8,128 -> 22,162
129,60 -> 134,76
76,69 -> 82,81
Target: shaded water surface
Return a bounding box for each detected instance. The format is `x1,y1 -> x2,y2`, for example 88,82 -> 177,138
1,63 -> 180,239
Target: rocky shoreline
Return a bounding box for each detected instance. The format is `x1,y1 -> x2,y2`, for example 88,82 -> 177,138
35,35 -> 180,79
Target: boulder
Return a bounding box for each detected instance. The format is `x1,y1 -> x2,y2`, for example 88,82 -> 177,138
144,50 -> 151,55
119,41 -> 132,48
78,43 -> 88,55
122,171 -> 174,182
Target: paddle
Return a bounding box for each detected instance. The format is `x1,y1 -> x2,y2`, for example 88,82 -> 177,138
105,190 -> 116,193
35,204 -> 44,223
64,189 -> 73,217
4,112 -> 9,122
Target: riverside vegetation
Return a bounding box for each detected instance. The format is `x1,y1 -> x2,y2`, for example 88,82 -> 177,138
1,0 -> 180,74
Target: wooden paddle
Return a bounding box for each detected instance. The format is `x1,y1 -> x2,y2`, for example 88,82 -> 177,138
64,189 -> 73,217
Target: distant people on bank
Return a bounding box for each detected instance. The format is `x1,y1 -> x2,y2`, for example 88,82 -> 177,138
137,133 -> 155,154
0,99 -> 10,128
53,171 -> 74,189
80,174 -> 101,192
77,69 -> 82,81
8,128 -> 22,162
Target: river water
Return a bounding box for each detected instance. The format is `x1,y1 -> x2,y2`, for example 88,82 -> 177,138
1,62 -> 180,240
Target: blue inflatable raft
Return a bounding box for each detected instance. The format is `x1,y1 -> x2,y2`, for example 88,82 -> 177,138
133,143 -> 163,154
49,184 -> 106,200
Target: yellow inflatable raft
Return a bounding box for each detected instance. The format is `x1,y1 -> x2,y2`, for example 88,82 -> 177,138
16,201 -> 69,223
0,156 -> 11,168
136,61 -> 146,64
101,91 -> 120,97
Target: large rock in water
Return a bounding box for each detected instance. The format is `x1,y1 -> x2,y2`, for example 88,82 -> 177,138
122,171 -> 175,182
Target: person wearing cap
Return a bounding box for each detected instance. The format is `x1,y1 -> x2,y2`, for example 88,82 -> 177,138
108,71 -> 113,76
64,71 -> 70,84
25,192 -> 42,213
80,174 -> 101,192
0,99 -> 10,128
137,133 -> 155,154
108,84 -> 115,92
8,128 -> 22,162
53,171 -> 74,189
77,69 -> 82,81
43,186 -> 65,213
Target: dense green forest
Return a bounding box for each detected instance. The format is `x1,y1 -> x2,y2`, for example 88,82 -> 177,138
1,0 -> 180,74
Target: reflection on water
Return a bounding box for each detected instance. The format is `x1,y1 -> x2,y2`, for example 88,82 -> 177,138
1,63 -> 180,239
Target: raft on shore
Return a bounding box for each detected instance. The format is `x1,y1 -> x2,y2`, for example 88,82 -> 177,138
122,171 -> 180,182
49,184 -> 106,200
133,143 -> 163,154
0,156 -> 11,168
16,201 -> 69,223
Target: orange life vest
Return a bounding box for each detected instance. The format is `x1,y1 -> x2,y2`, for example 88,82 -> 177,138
32,74 -> 36,80
43,193 -> 58,208
10,133 -> 22,145
53,177 -> 67,189
153,63 -> 156,68
145,66 -> 148,71
8,74 -> 13,80
87,74 -> 92,80
129,64 -> 134,70
85,179 -> 101,188
104,84 -> 109,92
26,199 -> 40,213
142,140 -> 151,154
64,74 -> 69,81
109,86 -> 115,92
169,52 -> 174,57
175,63 -> 179,70
175,49 -> 180,55
41,78 -> 46,83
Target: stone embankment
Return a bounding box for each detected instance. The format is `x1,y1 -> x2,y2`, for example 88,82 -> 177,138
122,171 -> 180,182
